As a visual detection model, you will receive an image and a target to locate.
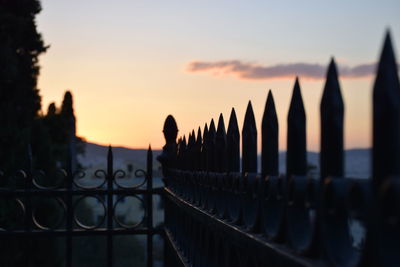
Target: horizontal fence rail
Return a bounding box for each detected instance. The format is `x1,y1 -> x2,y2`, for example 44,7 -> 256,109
0,145 -> 159,267
158,32 -> 400,267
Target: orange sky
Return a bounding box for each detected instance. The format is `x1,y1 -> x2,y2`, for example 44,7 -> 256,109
36,0 -> 398,151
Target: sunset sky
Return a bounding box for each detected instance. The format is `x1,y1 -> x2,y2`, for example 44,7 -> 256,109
36,0 -> 400,151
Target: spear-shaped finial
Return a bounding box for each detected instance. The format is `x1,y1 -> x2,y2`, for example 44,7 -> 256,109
243,101 -> 257,174
287,78 -> 307,176
320,58 -> 344,180
262,91 -> 279,176
373,31 -> 400,186
227,108 -> 240,172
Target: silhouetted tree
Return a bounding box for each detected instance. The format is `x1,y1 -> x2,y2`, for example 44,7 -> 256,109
0,0 -> 47,173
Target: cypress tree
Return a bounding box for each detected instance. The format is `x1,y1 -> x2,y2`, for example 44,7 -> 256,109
0,0 -> 47,173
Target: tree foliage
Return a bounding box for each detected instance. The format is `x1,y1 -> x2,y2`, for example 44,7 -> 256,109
0,0 -> 47,173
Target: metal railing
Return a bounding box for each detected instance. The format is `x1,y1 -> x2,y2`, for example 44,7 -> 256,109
0,145 -> 161,267
158,33 -> 400,267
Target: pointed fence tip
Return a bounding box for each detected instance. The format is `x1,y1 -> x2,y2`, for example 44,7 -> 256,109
263,89 -> 278,124
217,113 -> 226,132
204,123 -> 209,135
246,100 -> 254,114
210,118 -> 216,128
327,57 -> 339,79
293,78 -> 301,94
381,29 -> 396,58
294,77 -> 300,86
384,28 -> 392,42
230,107 -> 237,117
209,119 -> 216,134
266,90 -> 275,103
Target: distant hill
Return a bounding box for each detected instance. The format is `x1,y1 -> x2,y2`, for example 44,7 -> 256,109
79,142 -> 370,179
78,142 -> 162,176
276,149 -> 370,179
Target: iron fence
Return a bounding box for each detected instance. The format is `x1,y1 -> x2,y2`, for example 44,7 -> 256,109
158,33 -> 400,267
0,144 -> 161,267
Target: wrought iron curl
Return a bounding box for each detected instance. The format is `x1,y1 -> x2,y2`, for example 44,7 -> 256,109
9,170 -> 28,188
113,195 -> 146,229
32,169 -> 67,190
32,197 -> 66,230
112,168 -> 148,189
0,198 -> 26,231
72,195 -> 106,230
73,169 -> 108,189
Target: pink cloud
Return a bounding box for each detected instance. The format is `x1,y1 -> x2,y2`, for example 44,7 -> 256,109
186,60 -> 379,80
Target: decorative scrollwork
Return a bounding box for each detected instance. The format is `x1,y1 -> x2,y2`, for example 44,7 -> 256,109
32,169 -> 67,190
0,198 -> 26,231
113,169 -> 147,189
113,195 -> 146,229
32,197 -> 66,230
73,169 -> 107,189
73,195 -> 106,230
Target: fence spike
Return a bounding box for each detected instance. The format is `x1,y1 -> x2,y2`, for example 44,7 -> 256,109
187,132 -> 195,171
227,108 -> 240,172
107,145 -> 113,179
242,101 -> 257,174
262,91 -> 279,176
191,129 -> 196,142
191,130 -> 196,170
373,31 -> 400,185
202,123 -> 209,171
208,119 -> 217,171
177,137 -> 182,169
287,78 -> 307,176
216,113 -> 228,172
147,144 -> 153,178
196,127 -> 202,170
182,135 -> 187,170
320,58 -> 344,180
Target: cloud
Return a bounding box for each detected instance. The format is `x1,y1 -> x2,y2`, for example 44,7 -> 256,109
186,60 -> 378,80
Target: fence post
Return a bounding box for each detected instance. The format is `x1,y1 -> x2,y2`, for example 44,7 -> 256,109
287,78 -> 307,177
106,146 -> 114,267
373,32 -> 400,186
202,124 -> 209,171
146,146 -> 153,267
227,108 -> 240,172
216,114 -> 227,173
320,59 -> 344,180
158,115 -> 178,181
261,91 -> 279,176
66,140 -> 74,267
242,101 -> 257,174
208,119 -> 216,172
195,127 -> 202,171
370,31 -> 400,266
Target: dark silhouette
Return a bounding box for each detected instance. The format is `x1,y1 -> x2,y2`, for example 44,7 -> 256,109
160,32 -> 400,267
0,0 -> 47,173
